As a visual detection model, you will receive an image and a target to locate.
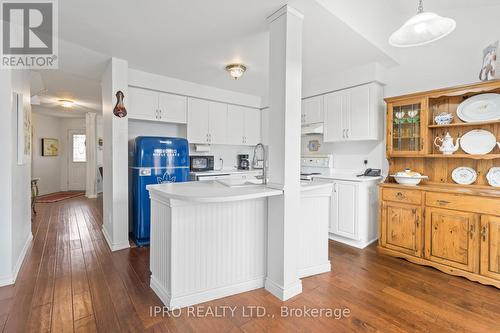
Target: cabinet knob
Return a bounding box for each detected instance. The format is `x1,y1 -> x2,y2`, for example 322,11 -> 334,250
396,192 -> 406,200
481,226 -> 487,242
469,224 -> 475,240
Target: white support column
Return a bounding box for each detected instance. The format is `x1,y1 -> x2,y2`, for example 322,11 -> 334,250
265,5 -> 304,301
85,112 -> 97,199
101,58 -> 130,251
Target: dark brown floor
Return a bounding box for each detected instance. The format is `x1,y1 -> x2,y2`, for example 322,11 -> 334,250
1,196 -> 499,332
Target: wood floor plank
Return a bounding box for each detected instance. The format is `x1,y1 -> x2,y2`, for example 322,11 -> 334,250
1,196 -> 499,333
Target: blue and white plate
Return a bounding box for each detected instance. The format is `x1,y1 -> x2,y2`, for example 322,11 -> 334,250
451,167 -> 477,185
486,167 -> 500,187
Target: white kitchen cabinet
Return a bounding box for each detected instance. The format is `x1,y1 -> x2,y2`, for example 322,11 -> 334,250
187,98 -> 227,144
158,92 -> 187,123
323,82 -> 382,142
324,178 -> 380,249
227,105 -> 261,145
331,181 -> 358,240
323,91 -> 345,142
128,87 -> 187,123
301,95 -> 323,125
208,101 -> 228,144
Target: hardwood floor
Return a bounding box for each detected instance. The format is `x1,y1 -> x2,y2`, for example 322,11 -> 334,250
1,196 -> 499,332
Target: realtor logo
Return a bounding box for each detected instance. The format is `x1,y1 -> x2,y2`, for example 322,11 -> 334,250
1,0 -> 58,68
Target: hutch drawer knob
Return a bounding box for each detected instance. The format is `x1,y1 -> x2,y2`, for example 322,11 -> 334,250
396,192 -> 406,199
436,200 -> 450,206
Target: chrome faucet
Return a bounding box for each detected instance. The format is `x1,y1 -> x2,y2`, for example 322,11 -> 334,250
252,143 -> 267,185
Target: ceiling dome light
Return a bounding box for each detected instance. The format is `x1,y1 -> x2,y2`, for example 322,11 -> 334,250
389,0 -> 456,48
59,99 -> 74,108
225,63 -> 247,80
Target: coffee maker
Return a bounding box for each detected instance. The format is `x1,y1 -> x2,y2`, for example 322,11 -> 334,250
237,154 -> 250,170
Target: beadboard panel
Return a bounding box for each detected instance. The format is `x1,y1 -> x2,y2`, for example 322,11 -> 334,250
150,197 -> 267,308
298,192 -> 331,278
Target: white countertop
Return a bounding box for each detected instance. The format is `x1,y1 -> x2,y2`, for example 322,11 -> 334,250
190,169 -> 263,176
313,171 -> 383,182
147,180 -> 282,203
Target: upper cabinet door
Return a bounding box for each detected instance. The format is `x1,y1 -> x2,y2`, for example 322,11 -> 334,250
347,84 -> 374,140
302,96 -> 324,125
158,92 -> 187,124
387,97 -> 427,156
227,105 -> 246,145
244,108 -> 261,145
323,91 -> 345,142
208,101 -> 227,144
187,98 -> 210,144
128,87 -> 159,121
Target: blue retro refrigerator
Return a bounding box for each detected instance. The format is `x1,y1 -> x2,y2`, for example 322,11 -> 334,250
131,136 -> 189,246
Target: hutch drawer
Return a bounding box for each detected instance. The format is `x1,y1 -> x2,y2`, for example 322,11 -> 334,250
382,188 -> 422,205
426,192 -> 500,216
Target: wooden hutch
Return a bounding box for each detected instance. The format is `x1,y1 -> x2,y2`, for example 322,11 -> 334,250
379,80 -> 500,288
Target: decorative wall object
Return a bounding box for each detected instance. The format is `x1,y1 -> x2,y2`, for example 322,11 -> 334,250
479,41 -> 499,81
307,139 -> 321,152
113,90 -> 127,118
16,92 -> 31,165
41,138 -> 59,156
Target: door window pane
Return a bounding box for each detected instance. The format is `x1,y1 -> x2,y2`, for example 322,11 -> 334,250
72,134 -> 86,162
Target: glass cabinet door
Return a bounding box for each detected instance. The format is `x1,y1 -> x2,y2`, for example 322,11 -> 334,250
389,100 -> 424,154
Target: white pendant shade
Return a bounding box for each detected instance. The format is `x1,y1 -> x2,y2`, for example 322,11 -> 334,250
389,11 -> 456,47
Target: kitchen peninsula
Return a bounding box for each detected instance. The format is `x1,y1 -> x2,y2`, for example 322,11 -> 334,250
147,180 -> 333,308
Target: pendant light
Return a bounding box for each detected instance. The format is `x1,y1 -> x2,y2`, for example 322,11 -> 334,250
389,0 -> 456,48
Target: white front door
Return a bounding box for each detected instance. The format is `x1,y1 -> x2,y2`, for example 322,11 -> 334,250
68,130 -> 86,191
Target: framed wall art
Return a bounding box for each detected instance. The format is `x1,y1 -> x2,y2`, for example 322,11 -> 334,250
41,138 -> 59,156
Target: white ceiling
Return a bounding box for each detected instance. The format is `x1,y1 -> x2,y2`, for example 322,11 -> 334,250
35,0 -> 500,117
53,0 -> 391,97
31,70 -> 102,116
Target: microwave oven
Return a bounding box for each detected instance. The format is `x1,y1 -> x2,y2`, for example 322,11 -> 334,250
190,155 -> 214,172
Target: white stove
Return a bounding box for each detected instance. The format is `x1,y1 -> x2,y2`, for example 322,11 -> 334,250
300,155 -> 333,181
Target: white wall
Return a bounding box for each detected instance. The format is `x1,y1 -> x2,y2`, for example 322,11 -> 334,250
31,113 -> 62,195
0,69 -> 32,286
59,117 -> 86,191
384,4 -> 500,97
96,115 -> 103,193
301,135 -> 386,172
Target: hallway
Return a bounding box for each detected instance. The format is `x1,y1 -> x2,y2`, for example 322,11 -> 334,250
1,197 -> 499,332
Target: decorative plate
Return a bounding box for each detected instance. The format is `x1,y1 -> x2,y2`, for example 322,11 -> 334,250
486,167 -> 500,187
460,129 -> 497,155
451,167 -> 477,185
457,93 -> 500,122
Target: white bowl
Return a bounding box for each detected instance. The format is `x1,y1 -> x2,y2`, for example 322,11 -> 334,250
390,175 -> 428,186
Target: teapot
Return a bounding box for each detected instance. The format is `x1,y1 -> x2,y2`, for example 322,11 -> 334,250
434,132 -> 460,155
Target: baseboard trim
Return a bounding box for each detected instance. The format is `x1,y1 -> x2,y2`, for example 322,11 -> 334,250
151,276 -> 265,309
328,234 -> 378,249
102,226 -> 130,252
298,261 -> 331,278
86,194 -> 98,199
265,278 -> 302,301
0,232 -> 33,287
